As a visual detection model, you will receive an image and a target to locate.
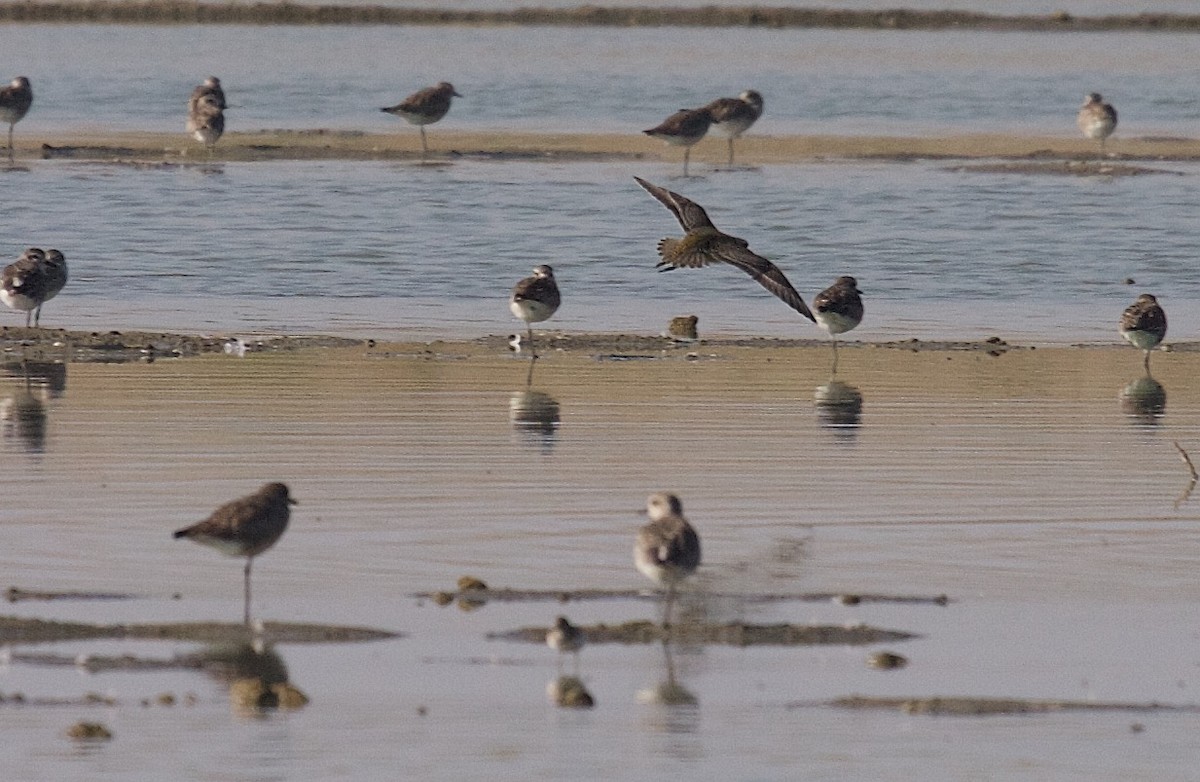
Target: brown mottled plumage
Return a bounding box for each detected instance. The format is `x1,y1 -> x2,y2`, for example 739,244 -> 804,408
381,82 -> 461,157
814,275 -> 863,372
643,107 -> 712,177
1077,92 -> 1117,155
187,78 -> 226,154
705,90 -> 763,166
635,176 -> 815,322
509,264 -> 560,359
2,248 -> 67,327
174,482 -> 297,624
635,492 -> 701,626
1119,293 -> 1166,372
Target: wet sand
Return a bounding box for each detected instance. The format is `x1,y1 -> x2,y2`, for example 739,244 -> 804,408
24,129 -> 1200,166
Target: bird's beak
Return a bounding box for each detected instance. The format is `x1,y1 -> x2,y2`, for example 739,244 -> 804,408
289,498 -> 299,505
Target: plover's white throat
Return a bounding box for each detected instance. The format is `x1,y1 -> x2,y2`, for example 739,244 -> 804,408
643,107 -> 712,177
1119,293 -> 1166,373
635,176 -> 815,322
1077,92 -> 1117,155
509,264 -> 561,360
381,82 -> 461,159
705,89 -> 763,166
173,482 -> 297,625
635,492 -> 701,627
0,76 -> 33,163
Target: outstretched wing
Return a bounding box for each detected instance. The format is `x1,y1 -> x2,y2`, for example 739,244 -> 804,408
714,243 -> 815,322
634,176 -> 717,232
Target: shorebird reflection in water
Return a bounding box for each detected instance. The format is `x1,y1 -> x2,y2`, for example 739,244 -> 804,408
635,493 -> 701,628
0,76 -> 32,164
187,77 -> 226,158
1077,92 -> 1117,156
2,248 -> 68,328
813,276 -> 864,374
635,176 -> 816,322
381,82 -> 461,159
509,265 -> 560,360
643,107 -> 711,177
173,482 -> 296,625
1119,293 -> 1166,373
705,90 -> 763,167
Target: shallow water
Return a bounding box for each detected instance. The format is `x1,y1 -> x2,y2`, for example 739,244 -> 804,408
2,345 -> 1200,779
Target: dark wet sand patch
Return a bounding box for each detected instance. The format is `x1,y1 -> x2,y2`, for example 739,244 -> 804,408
490,619 -> 919,646
419,586 -> 950,607
824,695 -> 1200,716
3,3 -> 1200,31
6,586 -> 135,603
945,160 -> 1185,177
0,615 -> 398,645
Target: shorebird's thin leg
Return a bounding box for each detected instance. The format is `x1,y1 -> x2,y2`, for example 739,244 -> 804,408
830,336 -> 840,376
727,138 -> 735,167
682,148 -> 690,178
1143,350 -> 1151,374
526,324 -> 538,360
6,124 -> 13,163
33,304 -> 41,328
525,356 -> 536,388
419,127 -> 429,160
243,558 -> 253,626
662,582 -> 677,629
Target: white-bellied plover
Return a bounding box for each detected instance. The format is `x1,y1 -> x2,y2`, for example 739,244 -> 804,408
643,107 -> 712,177
0,76 -> 32,163
187,78 -> 226,157
1077,92 -> 1117,155
635,492 -> 701,627
1119,293 -> 1166,373
509,265 -> 560,360
635,176 -> 815,322
705,90 -> 763,166
381,82 -> 461,159
2,247 -> 67,327
814,276 -> 863,373
173,483 -> 297,625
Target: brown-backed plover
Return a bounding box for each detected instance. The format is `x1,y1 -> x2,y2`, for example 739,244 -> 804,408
187,78 -> 226,156
814,276 -> 863,372
635,492 -> 701,627
2,247 -> 67,327
509,265 -> 560,359
1120,293 -> 1166,372
643,107 -> 712,177
0,76 -> 32,163
705,90 -> 763,166
381,82 -> 461,158
173,482 -> 297,625
1077,92 -> 1117,155
635,176 -> 815,322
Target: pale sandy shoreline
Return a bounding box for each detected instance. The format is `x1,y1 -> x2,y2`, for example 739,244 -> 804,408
18,129 -> 1200,167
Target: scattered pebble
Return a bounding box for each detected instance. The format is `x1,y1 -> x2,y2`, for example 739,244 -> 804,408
867,651 -> 909,670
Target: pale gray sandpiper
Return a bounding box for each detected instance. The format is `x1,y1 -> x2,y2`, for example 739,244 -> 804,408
635,176 -> 816,322
1077,92 -> 1117,155
705,89 -> 763,166
635,492 -> 701,627
643,107 -> 712,177
0,76 -> 33,163
2,247 -> 68,327
1119,293 -> 1166,373
813,275 -> 864,373
380,82 -> 461,158
173,482 -> 297,625
509,264 -> 561,360
187,78 -> 226,156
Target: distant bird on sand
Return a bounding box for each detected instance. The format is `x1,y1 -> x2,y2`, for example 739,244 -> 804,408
381,82 -> 461,158
635,492 -> 701,627
1077,92 -> 1117,155
2,247 -> 68,327
634,176 -> 815,322
814,276 -> 864,373
187,77 -> 226,155
1120,293 -> 1166,373
0,76 -> 33,163
705,90 -> 763,166
643,107 -> 712,177
509,265 -> 561,360
173,482 -> 297,625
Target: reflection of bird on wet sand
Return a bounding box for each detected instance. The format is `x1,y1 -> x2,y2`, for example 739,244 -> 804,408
509,265 -> 561,361
1119,293 -> 1166,373
635,492 -> 701,628
1119,374 -> 1166,427
637,640 -> 697,709
173,483 -> 297,625
814,276 -> 863,374
509,388 -> 560,452
1,381 -> 47,452
814,378 -> 864,438
635,176 -> 815,323
197,642 -> 308,715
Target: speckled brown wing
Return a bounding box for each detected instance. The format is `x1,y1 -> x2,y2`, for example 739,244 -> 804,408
635,177 -> 816,322
1120,295 -> 1166,336
511,275 -> 561,310
814,277 -> 864,323
174,483 -> 293,558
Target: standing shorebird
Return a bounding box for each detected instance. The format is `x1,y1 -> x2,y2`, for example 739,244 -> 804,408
1120,293 -> 1167,373
173,483 -> 297,625
635,492 -> 701,628
705,90 -> 763,167
546,615 -> 585,672
0,76 -> 33,164
381,82 -> 461,159
2,248 -> 68,327
1077,92 -> 1117,156
635,176 -> 816,322
509,265 -> 560,360
187,78 -> 226,158
643,107 -> 712,177
814,276 -> 864,373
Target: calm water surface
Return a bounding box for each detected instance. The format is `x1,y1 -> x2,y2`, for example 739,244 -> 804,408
2,347 -> 1200,779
